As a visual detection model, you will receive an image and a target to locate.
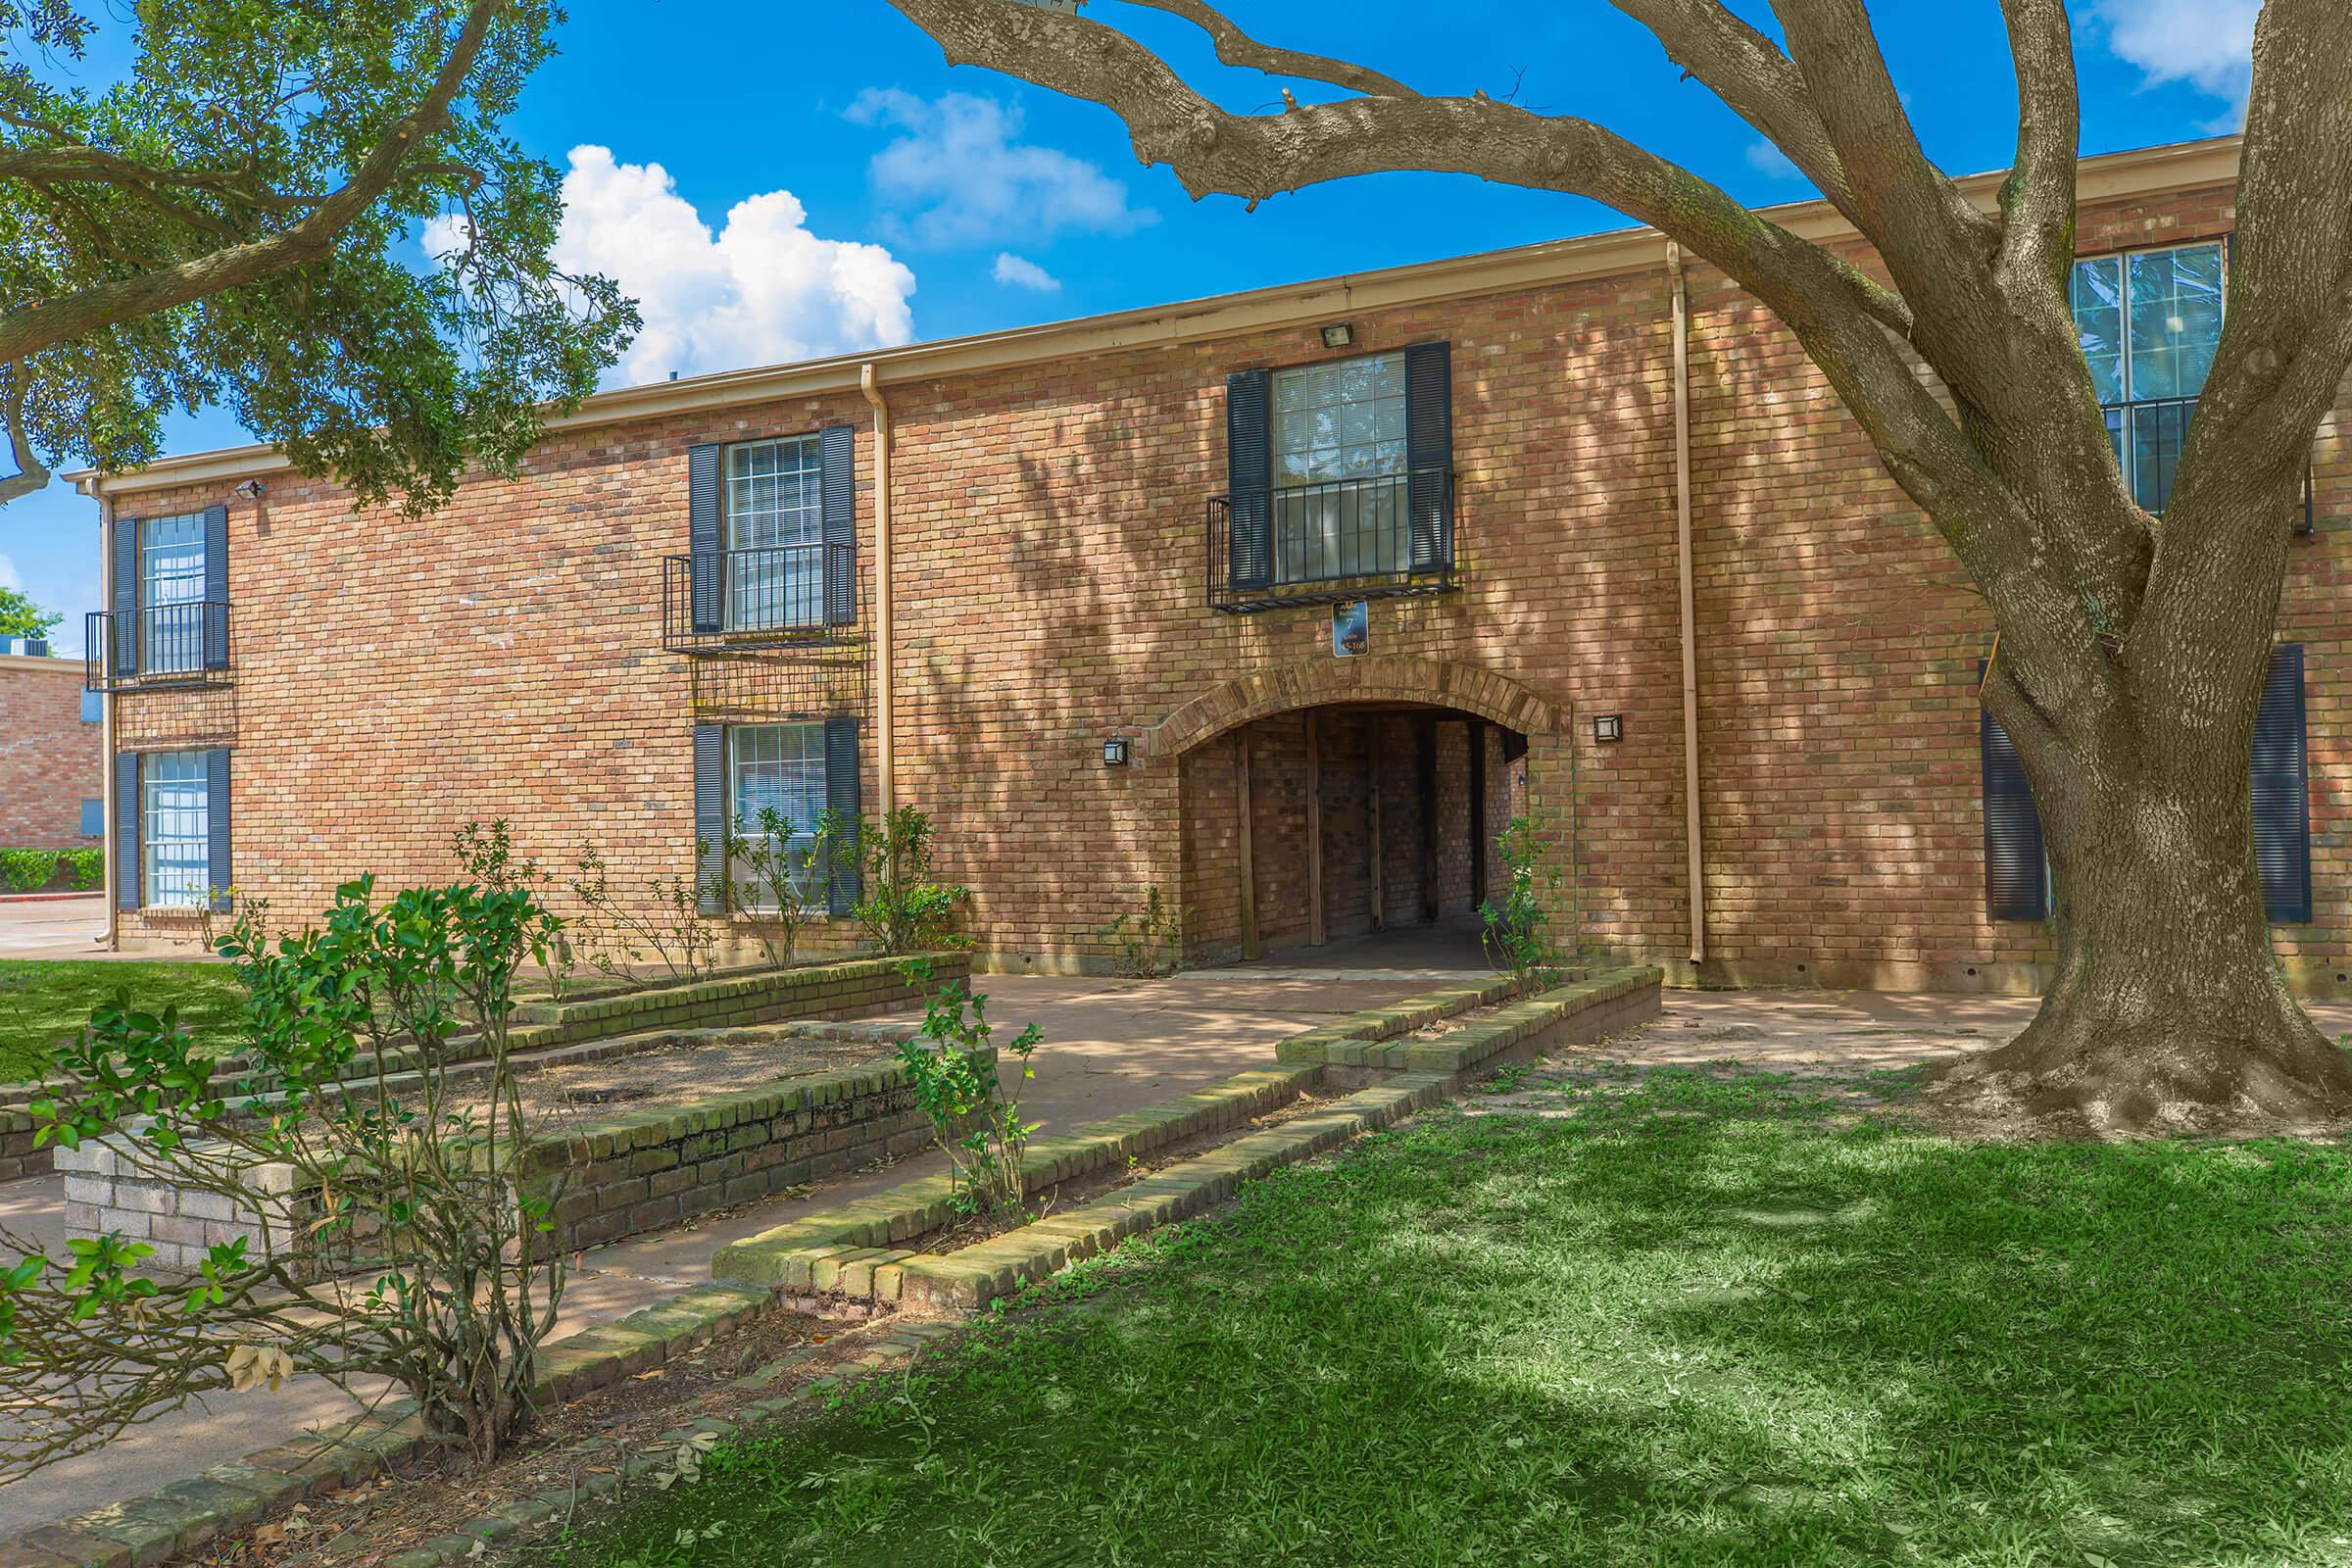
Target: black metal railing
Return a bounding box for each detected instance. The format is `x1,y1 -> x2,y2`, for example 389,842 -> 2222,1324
662,543 -> 856,653
2107,395 -> 2314,533
1207,471 -> 1456,612
84,602 -> 231,691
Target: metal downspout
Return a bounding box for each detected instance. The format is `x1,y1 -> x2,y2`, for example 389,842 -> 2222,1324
858,364 -> 895,816
1668,242 -> 1707,968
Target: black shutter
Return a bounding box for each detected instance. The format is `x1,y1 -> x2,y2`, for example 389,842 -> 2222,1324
820,424 -> 857,626
201,504 -> 229,669
688,443 -> 723,634
1404,341 -> 1452,571
115,752 -> 140,911
693,723 -> 727,913
112,515 -> 140,679
824,715 -> 863,917
1980,694 -> 2049,922
2253,643 -> 2311,924
205,749 -> 232,912
1225,369 -> 1272,590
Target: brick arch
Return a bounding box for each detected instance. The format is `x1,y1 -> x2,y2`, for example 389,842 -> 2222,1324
1143,655 -> 1561,760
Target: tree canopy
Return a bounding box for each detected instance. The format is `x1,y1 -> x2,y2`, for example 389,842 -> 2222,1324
0,0 -> 637,511
0,582 -> 56,639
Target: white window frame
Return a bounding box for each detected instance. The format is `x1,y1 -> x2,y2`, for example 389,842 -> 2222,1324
1267,351 -> 1411,585
725,722 -> 829,911
722,436 -> 826,632
2071,238 -> 2228,514
140,751 -> 210,909
139,512 -> 208,675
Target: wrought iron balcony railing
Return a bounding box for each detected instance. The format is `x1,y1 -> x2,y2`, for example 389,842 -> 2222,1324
84,602 -> 231,691
662,543 -> 857,653
1207,470 -> 1456,613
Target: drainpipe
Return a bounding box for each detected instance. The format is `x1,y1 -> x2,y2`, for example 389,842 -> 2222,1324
1667,242 -> 1707,969
858,364 -> 896,816
96,489 -> 120,953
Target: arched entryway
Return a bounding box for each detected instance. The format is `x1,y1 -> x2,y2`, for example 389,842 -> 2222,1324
1149,659 -> 1561,969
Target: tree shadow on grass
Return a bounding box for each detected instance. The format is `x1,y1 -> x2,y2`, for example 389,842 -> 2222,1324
526,1069 -> 2352,1568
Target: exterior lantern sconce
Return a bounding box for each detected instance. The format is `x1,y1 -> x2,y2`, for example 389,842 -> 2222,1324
1592,714 -> 1625,745
1320,321 -> 1354,350
1102,737 -> 1131,767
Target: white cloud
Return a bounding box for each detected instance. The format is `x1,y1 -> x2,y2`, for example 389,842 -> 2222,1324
992,253 -> 1061,292
515,145 -> 917,387
0,554 -> 20,591
2088,0 -> 2258,116
848,88 -> 1155,249
1743,140 -> 1803,181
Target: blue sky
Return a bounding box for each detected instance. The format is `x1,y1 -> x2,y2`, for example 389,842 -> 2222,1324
1,0 -> 2260,649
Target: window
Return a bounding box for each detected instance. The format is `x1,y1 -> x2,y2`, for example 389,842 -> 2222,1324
727,723 -> 829,907
2070,240 -> 2226,514
724,437 -> 825,630
139,513 -> 208,674
1270,351 -> 1410,584
79,689 -> 101,723
141,751 -> 211,908
79,798 -> 103,838
1981,645 -> 2311,923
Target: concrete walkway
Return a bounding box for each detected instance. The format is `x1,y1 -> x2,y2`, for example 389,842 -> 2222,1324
0,964 -> 1446,1536
0,896 -> 113,960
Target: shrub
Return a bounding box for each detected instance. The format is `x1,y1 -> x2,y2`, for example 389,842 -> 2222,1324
847,808 -> 969,956
714,808 -> 835,971
1480,810 -> 1565,987
0,875 -> 570,1476
895,960 -> 1042,1215
60,848 -> 102,891
566,845 -> 717,989
0,849 -> 59,893
1095,884 -> 1191,978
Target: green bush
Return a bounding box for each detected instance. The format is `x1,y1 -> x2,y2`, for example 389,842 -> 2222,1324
0,850 -> 59,894
60,849 -> 102,891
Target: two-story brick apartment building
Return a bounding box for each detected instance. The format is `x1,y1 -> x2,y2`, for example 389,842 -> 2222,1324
68,133 -> 2349,994
0,646 -> 105,856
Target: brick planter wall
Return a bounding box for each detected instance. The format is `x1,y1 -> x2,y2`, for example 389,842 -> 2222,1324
510,955 -> 966,1051
536,1057 -> 935,1252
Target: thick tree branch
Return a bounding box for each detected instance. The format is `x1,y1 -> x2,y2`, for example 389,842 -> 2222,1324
0,0 -> 504,367
1608,0 -> 1852,209
0,365 -> 50,506
1991,0 -> 2079,287
1113,0 -> 1422,98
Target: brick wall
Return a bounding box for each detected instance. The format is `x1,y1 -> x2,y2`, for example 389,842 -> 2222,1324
0,655 -> 101,852
97,170 -> 2352,993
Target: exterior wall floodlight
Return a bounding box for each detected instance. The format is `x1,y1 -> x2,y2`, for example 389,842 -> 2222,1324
1320,322 -> 1354,350
232,479 -> 267,501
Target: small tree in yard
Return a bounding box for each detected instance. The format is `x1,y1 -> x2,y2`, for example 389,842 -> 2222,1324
885,0 -> 2352,1128
848,807 -> 971,956
0,875 -> 569,1475
896,962 -> 1043,1216
1481,811 -> 1564,989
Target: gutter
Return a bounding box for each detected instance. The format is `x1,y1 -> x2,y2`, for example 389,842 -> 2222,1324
858,364 -> 896,816
1667,242 -> 1706,968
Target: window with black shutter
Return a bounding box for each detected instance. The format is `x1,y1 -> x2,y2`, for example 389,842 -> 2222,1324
695,719 -> 863,916
1980,646 -> 2314,924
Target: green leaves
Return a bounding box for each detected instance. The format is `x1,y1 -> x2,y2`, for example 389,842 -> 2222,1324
1,0 -> 636,513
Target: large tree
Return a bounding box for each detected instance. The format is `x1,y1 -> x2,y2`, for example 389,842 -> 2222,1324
887,0 -> 2352,1129
0,0 -> 635,512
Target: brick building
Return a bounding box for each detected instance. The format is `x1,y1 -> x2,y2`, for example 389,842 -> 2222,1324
0,649 -> 105,855
68,134 -> 2348,993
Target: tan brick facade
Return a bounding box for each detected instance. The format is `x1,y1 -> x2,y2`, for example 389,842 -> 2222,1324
83,141 -> 2352,994
0,654 -> 102,853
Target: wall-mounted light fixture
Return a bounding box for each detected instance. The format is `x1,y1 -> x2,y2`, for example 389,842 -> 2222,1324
1320,321 -> 1354,350
1592,714 -> 1625,744
1102,737 -> 1131,767
231,478 -> 267,501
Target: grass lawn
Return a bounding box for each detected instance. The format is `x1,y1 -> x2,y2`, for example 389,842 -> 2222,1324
0,960 -> 245,1082
531,1065 -> 2352,1568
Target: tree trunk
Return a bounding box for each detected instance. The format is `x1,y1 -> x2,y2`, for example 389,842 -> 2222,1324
1936,707 -> 2352,1130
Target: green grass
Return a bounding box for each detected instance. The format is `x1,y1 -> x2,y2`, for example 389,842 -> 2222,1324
0,960 -> 245,1082
530,1066 -> 2352,1568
